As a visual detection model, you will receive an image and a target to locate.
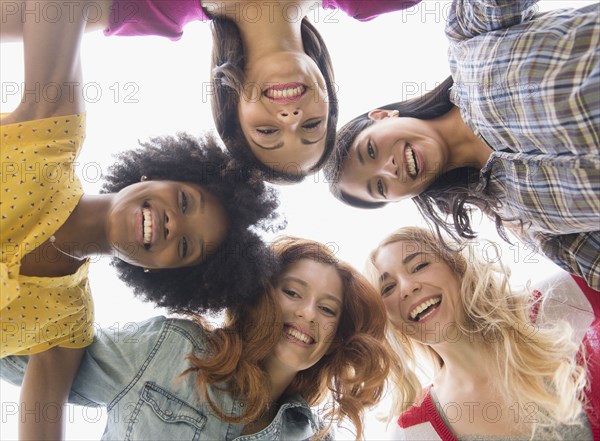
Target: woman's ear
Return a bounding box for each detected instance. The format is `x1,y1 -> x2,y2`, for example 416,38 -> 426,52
367,109 -> 400,121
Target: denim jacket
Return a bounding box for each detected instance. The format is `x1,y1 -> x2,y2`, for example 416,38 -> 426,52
0,316 -> 326,440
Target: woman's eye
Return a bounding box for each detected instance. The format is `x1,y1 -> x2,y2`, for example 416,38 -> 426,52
283,289 -> 299,298
181,192 -> 188,213
320,306 -> 336,316
367,141 -> 375,159
381,284 -> 395,297
256,127 -> 278,135
414,262 -> 429,272
377,180 -> 385,198
302,119 -> 322,131
181,237 -> 188,258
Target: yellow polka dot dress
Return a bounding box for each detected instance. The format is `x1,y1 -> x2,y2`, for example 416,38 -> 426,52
1,114 -> 94,357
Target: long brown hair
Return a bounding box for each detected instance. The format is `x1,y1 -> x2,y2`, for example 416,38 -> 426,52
325,77 -> 510,245
184,237 -> 399,439
211,17 -> 339,183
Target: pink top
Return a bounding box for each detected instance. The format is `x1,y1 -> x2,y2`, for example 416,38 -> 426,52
322,0 -> 420,21
104,0 -> 209,40
104,0 -> 421,40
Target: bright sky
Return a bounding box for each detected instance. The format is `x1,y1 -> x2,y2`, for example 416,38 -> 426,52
1,1 -> 594,439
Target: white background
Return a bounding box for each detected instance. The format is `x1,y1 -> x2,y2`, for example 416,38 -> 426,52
0,1 -> 593,439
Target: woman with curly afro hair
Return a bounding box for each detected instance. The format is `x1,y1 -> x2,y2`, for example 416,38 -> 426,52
2,237 -> 412,440
102,132 -> 282,312
1,9 -> 279,440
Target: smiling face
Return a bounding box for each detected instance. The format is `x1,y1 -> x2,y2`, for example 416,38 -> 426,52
374,240 -> 462,345
338,110 -> 450,203
270,259 -> 344,373
106,180 -> 228,269
238,52 -> 329,176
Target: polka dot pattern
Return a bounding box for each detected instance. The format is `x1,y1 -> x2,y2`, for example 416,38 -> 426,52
1,113 -> 94,357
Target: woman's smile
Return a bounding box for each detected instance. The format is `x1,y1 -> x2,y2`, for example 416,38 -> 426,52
263,82 -> 307,104
407,295 -> 442,323
108,181 -> 228,269
283,323 -> 315,347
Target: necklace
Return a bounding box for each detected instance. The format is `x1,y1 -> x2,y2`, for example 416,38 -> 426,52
49,236 -> 85,261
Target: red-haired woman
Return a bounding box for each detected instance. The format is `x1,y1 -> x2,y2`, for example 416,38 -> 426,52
1,237 -> 413,439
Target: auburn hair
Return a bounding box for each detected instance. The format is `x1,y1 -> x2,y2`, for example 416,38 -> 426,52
184,237 -> 407,439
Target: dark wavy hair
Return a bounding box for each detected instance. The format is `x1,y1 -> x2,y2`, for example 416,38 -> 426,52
324,76 -> 507,243
210,17 -> 338,183
101,133 -> 283,312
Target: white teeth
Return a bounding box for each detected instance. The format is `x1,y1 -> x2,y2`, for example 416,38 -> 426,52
285,326 -> 313,344
410,297 -> 441,321
405,146 -> 417,177
142,207 -> 153,245
265,86 -> 304,99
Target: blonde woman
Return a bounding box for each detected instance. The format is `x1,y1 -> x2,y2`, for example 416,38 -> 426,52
366,226 -> 597,440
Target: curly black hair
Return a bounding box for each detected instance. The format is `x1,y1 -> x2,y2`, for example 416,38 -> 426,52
101,133 -> 283,313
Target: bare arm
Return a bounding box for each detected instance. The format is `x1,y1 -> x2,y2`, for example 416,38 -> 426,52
0,0 -> 112,42
0,0 -> 88,125
19,347 -> 85,440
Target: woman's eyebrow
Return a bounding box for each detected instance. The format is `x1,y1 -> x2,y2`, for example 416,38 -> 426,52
198,238 -> 205,262
323,294 -> 342,305
379,272 -> 390,284
301,131 -> 327,145
403,252 -> 423,264
356,141 -> 365,165
252,139 -> 285,150
367,181 -> 376,200
198,190 -> 205,212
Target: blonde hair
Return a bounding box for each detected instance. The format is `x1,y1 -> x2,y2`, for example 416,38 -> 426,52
366,226 -> 587,433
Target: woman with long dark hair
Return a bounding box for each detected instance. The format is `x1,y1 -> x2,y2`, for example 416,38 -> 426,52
326,1 -> 599,289
1,0 -> 421,182
1,4 -> 279,439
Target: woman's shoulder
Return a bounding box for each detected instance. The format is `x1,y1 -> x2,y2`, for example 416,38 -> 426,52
163,316 -> 210,348
105,0 -> 210,40
399,386 -> 434,424
1,112 -> 85,129
321,0 -> 421,22
128,316 -> 208,349
1,113 -> 86,149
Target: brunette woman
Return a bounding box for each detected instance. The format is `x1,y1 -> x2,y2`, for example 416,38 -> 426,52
326,1 -> 600,289
1,237 -> 411,440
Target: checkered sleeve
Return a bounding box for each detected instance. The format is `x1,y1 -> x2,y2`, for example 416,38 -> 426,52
446,0 -> 539,41
448,3 -> 599,287
536,231 -> 600,291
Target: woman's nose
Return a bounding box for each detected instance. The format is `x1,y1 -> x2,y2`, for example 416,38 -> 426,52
296,301 -> 316,322
164,211 -> 179,240
400,278 -> 420,300
277,108 -> 302,125
380,154 -> 398,178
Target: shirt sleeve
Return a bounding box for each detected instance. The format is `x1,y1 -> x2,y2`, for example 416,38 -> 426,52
322,0 -> 422,22
535,231 -> 600,292
104,0 -> 209,40
445,0 -> 539,41
0,316 -> 170,407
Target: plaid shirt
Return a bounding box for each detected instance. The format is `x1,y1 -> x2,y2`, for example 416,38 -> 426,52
446,1 -> 600,289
